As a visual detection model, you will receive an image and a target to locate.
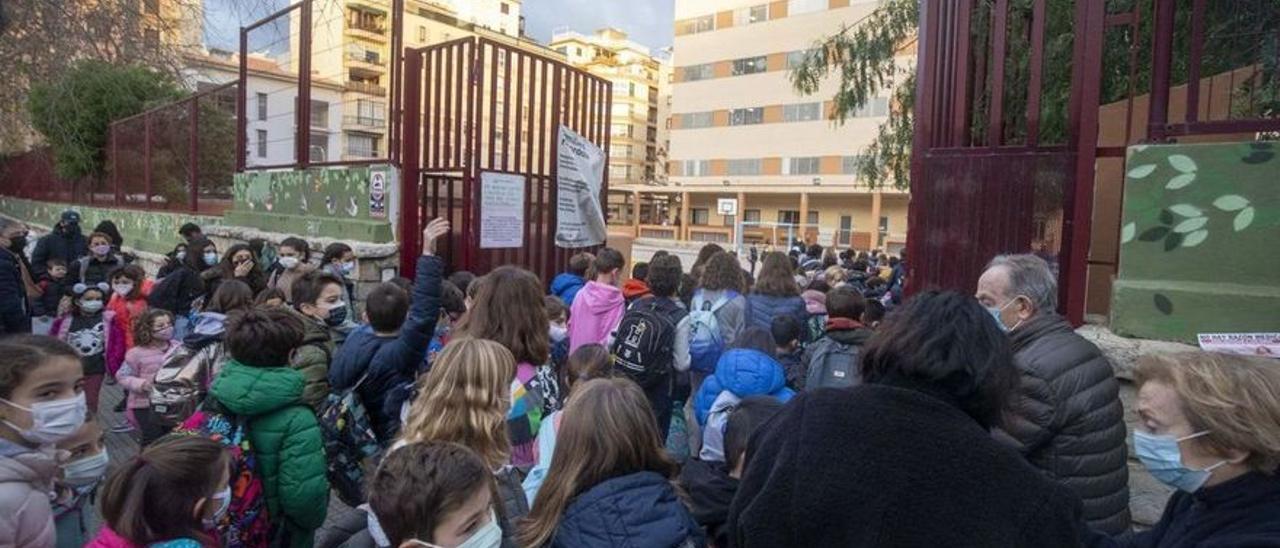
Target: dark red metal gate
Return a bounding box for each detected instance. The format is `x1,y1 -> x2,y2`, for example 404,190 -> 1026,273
399,37 -> 611,283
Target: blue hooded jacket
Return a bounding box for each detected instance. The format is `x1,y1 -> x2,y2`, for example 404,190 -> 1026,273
549,471 -> 706,548
694,348 -> 794,426
550,272 -> 586,306
329,255 -> 441,444
744,294 -> 810,341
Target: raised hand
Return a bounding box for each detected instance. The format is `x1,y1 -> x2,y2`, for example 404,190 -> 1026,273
422,218 -> 451,256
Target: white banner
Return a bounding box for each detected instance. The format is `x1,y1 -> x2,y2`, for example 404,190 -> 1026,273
479,171 -> 526,249
1198,333 -> 1280,358
555,126 -> 607,248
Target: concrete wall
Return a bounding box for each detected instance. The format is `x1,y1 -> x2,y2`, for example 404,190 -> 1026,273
0,197 -> 222,257
1111,141 -> 1280,343
226,164 -> 399,243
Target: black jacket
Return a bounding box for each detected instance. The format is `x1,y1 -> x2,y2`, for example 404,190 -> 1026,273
73,253 -> 126,286
1086,472 -> 1280,548
148,265 -> 206,316
30,227 -> 86,278
728,381 -> 1083,547
33,274 -> 71,317
0,248 -> 31,334
999,314 -> 1131,535
679,459 -> 737,547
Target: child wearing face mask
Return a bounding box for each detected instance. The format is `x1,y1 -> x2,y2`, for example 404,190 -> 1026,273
544,295 -> 569,371
267,237 -> 316,303
75,231 -> 127,286
107,264 -> 153,352
368,441 -> 505,548
118,309 -> 181,445
0,335 -> 88,547
88,435 -> 231,548
51,283 -> 124,415
54,414 -> 108,547
33,258 -> 72,335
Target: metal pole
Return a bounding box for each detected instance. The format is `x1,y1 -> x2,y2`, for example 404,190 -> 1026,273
143,112 -> 153,207
237,28 -> 248,172
189,99 -> 200,213
1147,0 -> 1176,141
296,0 -> 313,167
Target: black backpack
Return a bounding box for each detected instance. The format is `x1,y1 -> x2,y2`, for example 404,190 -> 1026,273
611,297 -> 686,388
805,337 -> 862,390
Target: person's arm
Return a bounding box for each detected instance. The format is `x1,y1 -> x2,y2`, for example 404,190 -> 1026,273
290,344 -> 331,409
395,219 -> 450,371
117,354 -> 146,393
992,361 -> 1057,456
0,256 -> 27,334
673,314 -> 691,373
277,410 -> 331,532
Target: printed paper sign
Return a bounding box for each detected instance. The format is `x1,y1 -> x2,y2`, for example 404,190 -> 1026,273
480,171 -> 526,249
555,126 -> 607,248
1197,333 -> 1280,358
369,171 -> 387,219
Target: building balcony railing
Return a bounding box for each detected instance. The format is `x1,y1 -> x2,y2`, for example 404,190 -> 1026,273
345,147 -> 379,159
345,49 -> 385,66
343,115 -> 387,129
346,81 -> 387,96
346,21 -> 387,42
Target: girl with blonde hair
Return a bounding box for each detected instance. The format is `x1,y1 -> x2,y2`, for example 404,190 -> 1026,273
519,378 -> 702,547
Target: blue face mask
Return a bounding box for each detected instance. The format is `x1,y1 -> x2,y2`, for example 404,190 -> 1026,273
985,297 -> 1023,333
204,252 -> 219,266
1134,430 -> 1227,493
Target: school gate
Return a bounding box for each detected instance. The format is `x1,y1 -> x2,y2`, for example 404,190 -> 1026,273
398,37 -> 612,282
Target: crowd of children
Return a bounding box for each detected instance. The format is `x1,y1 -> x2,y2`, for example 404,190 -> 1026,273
1,209 -> 1279,547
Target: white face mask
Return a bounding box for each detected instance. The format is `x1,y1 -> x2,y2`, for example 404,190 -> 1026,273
112,283 -> 134,296
278,256 -> 300,270
549,323 -> 568,343
1,392 -> 88,445
61,449 -> 110,487
201,485 -> 232,529
407,509 -> 503,548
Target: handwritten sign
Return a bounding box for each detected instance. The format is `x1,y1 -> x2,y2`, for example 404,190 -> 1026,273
480,171 -> 526,249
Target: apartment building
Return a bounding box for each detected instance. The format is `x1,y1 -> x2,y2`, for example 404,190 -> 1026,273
662,0 -> 912,252
549,29 -> 671,194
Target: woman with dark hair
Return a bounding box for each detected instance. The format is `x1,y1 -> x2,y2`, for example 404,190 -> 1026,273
156,243 -> 187,280
201,243 -> 267,299
743,252 -> 809,337
728,291 -> 1082,547
147,238 -> 217,340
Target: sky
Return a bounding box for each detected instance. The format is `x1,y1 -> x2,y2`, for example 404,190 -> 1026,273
202,0 -> 676,54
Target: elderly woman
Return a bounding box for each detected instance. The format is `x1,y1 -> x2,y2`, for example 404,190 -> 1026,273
728,291 -> 1082,547
1088,352 -> 1280,547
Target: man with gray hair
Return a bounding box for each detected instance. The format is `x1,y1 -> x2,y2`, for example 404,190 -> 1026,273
976,254 -> 1130,535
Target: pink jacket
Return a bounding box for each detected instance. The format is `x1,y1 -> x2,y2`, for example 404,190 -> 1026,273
567,281 -> 625,354
119,341 -> 181,409
51,310 -> 125,377
86,526 -> 137,548
0,441 -> 57,548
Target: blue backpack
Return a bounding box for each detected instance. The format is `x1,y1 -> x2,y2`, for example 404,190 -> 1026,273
688,290 -> 736,373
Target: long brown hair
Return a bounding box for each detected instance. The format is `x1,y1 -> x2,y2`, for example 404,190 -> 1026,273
699,251 -> 744,293
518,378 -> 678,546
132,308 -> 175,349
399,338 -> 516,469
752,252 -> 800,297
99,435 -> 230,546
454,266 -> 549,365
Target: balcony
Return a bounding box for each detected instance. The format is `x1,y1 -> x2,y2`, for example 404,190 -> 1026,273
343,115 -> 387,130
346,81 -> 387,96
346,48 -> 386,77
346,19 -> 387,42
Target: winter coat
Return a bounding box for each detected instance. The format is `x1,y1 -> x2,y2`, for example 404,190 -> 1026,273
679,459 -> 737,548
549,471 -> 705,548
51,310 -> 126,377
148,265 -> 205,317
1085,471 -> 1280,548
0,439 -> 57,547
118,341 -> 181,409
997,313 -> 1131,535
744,294 -> 809,341
86,526 -> 208,548
200,265 -> 267,300
73,253 -> 126,286
288,308 -> 335,409
0,247 -> 32,334
621,279 -> 651,303
107,280 -> 153,349
210,359 -> 329,548
330,255 -> 442,444
522,411 -> 562,504
267,263 -> 317,303
507,362 -> 548,467
567,281 -> 625,354
693,348 -> 794,426
182,312 -> 230,379
33,274 -> 71,318
31,227 -> 87,278
728,380 -> 1083,547
550,272 -> 586,307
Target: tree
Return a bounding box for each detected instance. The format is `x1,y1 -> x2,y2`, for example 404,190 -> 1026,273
27,60 -> 183,180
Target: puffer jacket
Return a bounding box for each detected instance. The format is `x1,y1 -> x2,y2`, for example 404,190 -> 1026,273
693,348 -> 794,426
183,312 -> 230,380
0,439 -> 57,547
31,227 -> 87,278
744,294 -> 809,341
549,471 -> 705,548
210,359 -> 329,548
0,247 -> 32,335
288,308 -> 334,409
550,272 -> 586,306
998,313 -> 1130,535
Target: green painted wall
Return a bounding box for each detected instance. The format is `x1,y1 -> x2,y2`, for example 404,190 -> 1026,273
1112,141 -> 1280,343
226,165 -> 397,243
0,197 -> 221,256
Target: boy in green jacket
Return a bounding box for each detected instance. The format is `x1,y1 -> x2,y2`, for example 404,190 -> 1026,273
211,307 -> 329,548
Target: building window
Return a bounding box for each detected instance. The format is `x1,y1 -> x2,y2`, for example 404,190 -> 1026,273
611,124 -> 633,138
682,63 -> 714,82
723,213 -> 736,227
347,134 -> 379,158
729,107 -> 764,126
879,216 -> 890,233
356,99 -> 386,125
727,159 -> 762,176
309,100 -> 329,128
842,155 -> 864,174
855,97 -> 891,118
256,92 -> 268,121
686,160 -> 711,176
256,130 -> 267,158
610,144 -> 632,158
807,211 -> 819,225
418,26 -> 427,42
789,0 -> 827,16
692,208 -> 710,225
777,210 -> 800,225
309,132 -> 329,162
786,157 -> 821,175
680,112 -> 715,129
678,15 -> 715,35
575,47 -> 582,56
744,209 -> 762,223
786,49 -> 816,69
556,46 -> 567,55
733,4 -> 769,26
731,56 -> 768,76
500,2 -> 509,14
783,102 -> 822,122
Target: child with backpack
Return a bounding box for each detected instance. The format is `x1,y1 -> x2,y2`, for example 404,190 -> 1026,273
0,335 -> 86,547
288,272 -> 344,408
368,441 -> 504,548
51,282 -> 124,415
693,327 -> 794,463
771,316 -> 807,391
118,309 -> 180,445
611,254 -> 689,442
32,257 -> 71,336
803,286 -> 874,390
621,261 -> 652,303
207,307 -> 330,547
567,248 -> 627,353
522,343 -> 615,503
328,219 -> 448,445
686,251 -> 747,457
88,435 -> 231,548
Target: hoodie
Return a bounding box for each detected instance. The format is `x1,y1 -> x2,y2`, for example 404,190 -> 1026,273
210,360 -> 329,548
550,272 -> 586,306
567,281 -> 625,354
621,279 -> 651,303
0,438 -> 57,547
